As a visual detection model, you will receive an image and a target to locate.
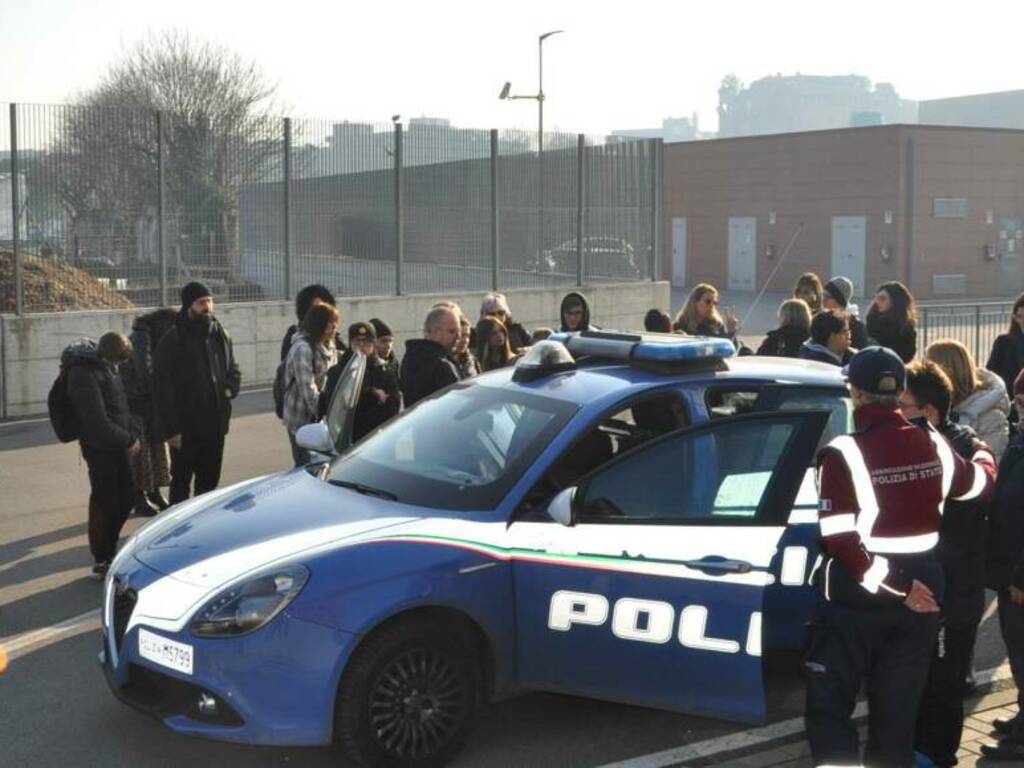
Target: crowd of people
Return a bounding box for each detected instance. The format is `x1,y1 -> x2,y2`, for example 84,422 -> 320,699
54,269 -> 1024,764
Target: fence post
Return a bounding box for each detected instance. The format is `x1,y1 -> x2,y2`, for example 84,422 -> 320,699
156,111 -> 167,307
576,134 -> 585,287
283,117 -> 293,301
394,121 -> 403,296
975,305 -> 982,363
490,129 -> 499,291
650,139 -> 661,282
10,104 -> 22,316
922,306 -> 929,350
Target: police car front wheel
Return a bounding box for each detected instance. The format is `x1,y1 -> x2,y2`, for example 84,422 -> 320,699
334,617 -> 483,768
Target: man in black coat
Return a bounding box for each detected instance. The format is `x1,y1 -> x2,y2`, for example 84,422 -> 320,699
901,360 -> 995,767
400,305 -> 461,407
154,282 -> 241,503
981,375 -> 1024,759
66,332 -> 140,577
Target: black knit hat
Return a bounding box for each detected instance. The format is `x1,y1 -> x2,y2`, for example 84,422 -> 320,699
369,318 -> 392,338
180,281 -> 212,310
349,322 -> 376,342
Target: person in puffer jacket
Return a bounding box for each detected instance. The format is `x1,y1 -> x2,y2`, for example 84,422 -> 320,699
926,339 -> 1011,458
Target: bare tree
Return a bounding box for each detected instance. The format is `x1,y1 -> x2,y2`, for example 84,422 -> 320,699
58,31 -> 281,286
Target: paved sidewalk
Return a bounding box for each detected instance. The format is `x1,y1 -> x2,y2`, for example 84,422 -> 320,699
692,685 -> 1021,767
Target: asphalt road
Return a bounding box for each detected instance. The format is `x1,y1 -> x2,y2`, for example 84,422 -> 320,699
0,390 -> 1011,767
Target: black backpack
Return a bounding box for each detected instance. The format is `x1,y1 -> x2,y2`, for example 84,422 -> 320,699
273,360 -> 288,419
48,339 -> 96,442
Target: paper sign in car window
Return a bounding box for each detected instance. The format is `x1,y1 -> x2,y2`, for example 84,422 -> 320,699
711,471 -> 772,518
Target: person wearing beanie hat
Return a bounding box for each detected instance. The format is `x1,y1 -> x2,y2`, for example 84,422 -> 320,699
153,278 -> 241,503
180,281 -> 212,311
369,318 -> 400,388
318,321 -> 400,442
823,276 -> 869,350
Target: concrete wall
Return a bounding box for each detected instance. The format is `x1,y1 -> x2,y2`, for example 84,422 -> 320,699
0,281 -> 669,419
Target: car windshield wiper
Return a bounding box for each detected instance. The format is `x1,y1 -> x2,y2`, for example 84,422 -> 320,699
328,479 -> 398,502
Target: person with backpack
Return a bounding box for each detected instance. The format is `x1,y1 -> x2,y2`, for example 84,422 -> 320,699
282,303 -> 340,466
153,282 -> 241,502
120,308 -> 177,517
62,333 -> 141,578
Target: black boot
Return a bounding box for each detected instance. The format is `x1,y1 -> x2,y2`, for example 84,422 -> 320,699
146,490 -> 170,511
133,491 -> 159,517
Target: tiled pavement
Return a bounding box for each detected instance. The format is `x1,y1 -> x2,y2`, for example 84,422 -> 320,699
691,686 -> 1022,767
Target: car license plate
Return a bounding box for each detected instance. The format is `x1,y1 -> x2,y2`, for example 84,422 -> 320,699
138,628 -> 194,676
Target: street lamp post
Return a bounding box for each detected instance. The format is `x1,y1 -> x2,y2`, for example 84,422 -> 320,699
499,29 -> 564,269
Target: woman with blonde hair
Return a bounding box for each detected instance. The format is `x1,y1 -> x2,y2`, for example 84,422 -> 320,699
926,339 -> 1010,457
793,272 -> 824,314
475,316 -> 516,372
673,283 -> 740,341
757,298 -> 812,358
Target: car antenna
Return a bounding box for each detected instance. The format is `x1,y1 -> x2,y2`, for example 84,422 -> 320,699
740,222 -> 805,329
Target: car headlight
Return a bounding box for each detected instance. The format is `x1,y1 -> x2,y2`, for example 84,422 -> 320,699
190,564 -> 309,638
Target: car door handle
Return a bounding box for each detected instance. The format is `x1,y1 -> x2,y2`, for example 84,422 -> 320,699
681,557 -> 753,575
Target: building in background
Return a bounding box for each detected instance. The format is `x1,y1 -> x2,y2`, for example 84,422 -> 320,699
662,124 -> 1024,300
919,89 -> 1024,130
611,115 -> 704,143
717,74 -> 917,138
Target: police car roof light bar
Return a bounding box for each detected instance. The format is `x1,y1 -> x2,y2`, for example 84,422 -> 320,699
550,330 -> 736,365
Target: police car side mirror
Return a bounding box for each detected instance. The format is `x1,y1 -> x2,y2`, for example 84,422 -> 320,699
547,486 -> 577,527
295,421 -> 334,457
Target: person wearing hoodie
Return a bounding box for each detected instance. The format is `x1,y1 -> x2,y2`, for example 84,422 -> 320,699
120,307 -> 177,517
982,370 -> 1024,760
822,276 -> 869,350
866,281 -> 918,363
799,309 -> 852,366
400,305 -> 461,407
927,339 -> 1011,458
757,298 -> 811,358
153,282 -> 241,502
901,361 -> 995,768
66,332 -> 141,578
559,291 -> 596,333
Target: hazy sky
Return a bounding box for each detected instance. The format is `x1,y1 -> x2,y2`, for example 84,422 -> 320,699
3,0 -> 1024,134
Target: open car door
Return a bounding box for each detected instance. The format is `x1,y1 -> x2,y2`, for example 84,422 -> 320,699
508,410 -> 830,724
323,350 -> 367,454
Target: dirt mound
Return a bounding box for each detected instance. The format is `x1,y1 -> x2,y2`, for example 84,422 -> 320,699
0,251 -> 134,312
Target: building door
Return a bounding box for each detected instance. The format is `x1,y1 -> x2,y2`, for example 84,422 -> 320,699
728,217 -> 756,291
672,218 -> 688,288
998,218 -> 1024,297
831,216 -> 866,296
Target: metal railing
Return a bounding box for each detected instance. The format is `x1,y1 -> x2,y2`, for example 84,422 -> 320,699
1,103 -> 661,314
920,301 -> 1015,365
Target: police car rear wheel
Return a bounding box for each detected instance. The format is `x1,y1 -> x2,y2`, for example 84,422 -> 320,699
335,617 -> 481,768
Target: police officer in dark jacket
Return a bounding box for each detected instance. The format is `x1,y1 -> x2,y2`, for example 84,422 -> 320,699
400,305 -> 461,407
901,360 -> 995,767
66,333 -> 140,577
981,375 -> 1024,759
121,307 -> 177,516
153,282 -> 241,503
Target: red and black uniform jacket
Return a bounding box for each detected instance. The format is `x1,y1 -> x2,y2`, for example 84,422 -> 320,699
816,404 -> 996,607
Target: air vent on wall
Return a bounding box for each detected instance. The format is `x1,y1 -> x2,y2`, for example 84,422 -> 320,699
932,274 -> 967,295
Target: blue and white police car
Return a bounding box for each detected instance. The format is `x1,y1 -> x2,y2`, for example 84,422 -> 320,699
100,331 -> 850,767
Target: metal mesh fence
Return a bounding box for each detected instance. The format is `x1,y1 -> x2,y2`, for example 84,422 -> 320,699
2,103 -> 660,314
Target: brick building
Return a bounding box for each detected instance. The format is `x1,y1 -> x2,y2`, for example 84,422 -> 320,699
661,124 -> 1024,300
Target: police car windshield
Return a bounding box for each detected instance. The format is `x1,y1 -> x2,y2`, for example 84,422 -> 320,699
326,384 -> 578,511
